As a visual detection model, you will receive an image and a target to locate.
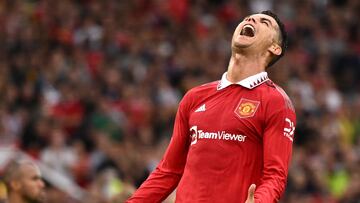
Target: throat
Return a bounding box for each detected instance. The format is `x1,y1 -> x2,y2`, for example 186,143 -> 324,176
227,54 -> 266,83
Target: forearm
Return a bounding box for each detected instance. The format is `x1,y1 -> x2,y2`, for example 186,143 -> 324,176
126,167 -> 181,203
254,170 -> 287,202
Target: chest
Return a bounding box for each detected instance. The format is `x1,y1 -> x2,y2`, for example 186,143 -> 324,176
188,88 -> 265,146
184,87 -> 267,170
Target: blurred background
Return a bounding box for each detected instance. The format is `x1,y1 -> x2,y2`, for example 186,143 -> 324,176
0,0 -> 359,202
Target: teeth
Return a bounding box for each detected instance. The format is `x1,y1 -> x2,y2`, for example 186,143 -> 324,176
240,24 -> 256,36
244,25 -> 255,32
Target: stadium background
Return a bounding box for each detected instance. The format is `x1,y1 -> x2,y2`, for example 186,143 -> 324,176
0,0 -> 359,202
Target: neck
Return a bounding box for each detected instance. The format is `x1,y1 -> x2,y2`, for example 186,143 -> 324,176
227,52 -> 267,83
8,193 -> 27,203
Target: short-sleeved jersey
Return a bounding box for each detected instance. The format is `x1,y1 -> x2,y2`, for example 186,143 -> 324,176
127,72 -> 296,203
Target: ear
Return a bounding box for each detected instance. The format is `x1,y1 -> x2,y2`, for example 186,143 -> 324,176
10,180 -> 21,191
268,43 -> 282,56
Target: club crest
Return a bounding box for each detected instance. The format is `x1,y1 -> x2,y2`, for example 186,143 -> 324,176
235,98 -> 260,118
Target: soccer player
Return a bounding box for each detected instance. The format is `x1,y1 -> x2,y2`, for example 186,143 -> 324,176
127,10 -> 296,203
3,159 -> 46,203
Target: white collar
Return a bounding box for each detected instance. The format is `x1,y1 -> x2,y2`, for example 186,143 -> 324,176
217,72 -> 269,90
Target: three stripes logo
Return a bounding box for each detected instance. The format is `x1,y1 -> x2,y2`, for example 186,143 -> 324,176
195,104 -> 206,112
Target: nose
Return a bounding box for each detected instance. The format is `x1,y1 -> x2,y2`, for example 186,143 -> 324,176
245,17 -> 256,23
38,179 -> 45,188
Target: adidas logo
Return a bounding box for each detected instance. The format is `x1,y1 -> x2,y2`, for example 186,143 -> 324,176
195,104 -> 206,112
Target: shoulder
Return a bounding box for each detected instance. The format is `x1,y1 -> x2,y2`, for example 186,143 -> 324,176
261,80 -> 295,112
187,81 -> 218,94
184,80 -> 218,99
180,81 -> 219,110
179,80 -> 218,109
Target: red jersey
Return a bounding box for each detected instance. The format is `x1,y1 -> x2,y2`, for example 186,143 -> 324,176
127,72 -> 296,203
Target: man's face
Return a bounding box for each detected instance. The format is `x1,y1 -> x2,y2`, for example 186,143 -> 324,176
232,14 -> 280,54
18,164 -> 46,203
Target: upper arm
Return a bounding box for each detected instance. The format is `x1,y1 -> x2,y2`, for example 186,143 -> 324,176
126,91 -> 194,202
254,91 -> 296,202
158,93 -> 192,173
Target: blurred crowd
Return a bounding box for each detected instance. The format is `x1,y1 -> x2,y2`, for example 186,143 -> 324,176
0,0 -> 359,202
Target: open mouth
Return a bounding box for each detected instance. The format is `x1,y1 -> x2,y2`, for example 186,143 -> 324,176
240,25 -> 255,37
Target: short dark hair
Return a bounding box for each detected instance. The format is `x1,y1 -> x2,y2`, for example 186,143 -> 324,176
260,10 -> 288,67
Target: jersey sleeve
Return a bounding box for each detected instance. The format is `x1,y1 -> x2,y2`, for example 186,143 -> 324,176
254,92 -> 296,203
126,92 -> 192,203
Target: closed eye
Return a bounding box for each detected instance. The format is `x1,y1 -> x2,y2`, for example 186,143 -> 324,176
261,20 -> 269,27
260,18 -> 272,27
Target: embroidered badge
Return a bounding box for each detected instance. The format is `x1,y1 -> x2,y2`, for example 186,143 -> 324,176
235,98 -> 260,118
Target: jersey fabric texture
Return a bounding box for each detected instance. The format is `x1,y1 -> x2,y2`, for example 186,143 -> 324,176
127,72 -> 296,203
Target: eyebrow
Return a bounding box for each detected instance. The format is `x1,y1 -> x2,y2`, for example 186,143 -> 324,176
260,17 -> 273,27
31,174 -> 42,179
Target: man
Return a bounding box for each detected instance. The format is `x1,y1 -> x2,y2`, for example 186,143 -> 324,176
127,10 -> 296,203
3,159 -> 46,203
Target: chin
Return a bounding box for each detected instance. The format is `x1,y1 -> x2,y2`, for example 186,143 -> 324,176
232,42 -> 252,53
32,193 -> 46,203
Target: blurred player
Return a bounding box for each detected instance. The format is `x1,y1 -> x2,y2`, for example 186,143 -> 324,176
128,10 -> 296,203
3,159 -> 46,203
